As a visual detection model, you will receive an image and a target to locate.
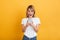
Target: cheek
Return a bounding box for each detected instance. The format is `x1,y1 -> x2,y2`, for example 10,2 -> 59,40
27,11 -> 30,14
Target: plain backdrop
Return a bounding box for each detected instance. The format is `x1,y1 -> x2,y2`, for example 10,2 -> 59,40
0,0 -> 60,40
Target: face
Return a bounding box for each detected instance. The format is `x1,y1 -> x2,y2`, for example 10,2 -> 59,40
27,8 -> 34,18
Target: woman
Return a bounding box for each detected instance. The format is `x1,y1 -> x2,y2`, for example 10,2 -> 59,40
21,5 -> 41,40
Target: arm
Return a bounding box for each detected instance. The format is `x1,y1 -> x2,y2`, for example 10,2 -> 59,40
22,22 -> 30,32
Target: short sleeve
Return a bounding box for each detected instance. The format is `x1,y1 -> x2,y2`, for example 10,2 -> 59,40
36,18 -> 41,25
21,18 -> 26,26
21,18 -> 25,24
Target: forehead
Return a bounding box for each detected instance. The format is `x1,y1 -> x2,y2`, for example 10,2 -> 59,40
28,8 -> 34,11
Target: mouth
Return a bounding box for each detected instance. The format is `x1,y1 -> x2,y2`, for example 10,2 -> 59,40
28,14 -> 32,16
29,14 -> 32,16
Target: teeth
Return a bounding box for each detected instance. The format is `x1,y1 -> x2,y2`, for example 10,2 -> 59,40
29,14 -> 31,16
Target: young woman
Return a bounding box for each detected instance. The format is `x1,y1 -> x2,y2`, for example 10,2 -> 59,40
21,5 -> 41,40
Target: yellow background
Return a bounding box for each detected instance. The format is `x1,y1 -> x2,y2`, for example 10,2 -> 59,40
0,0 -> 60,40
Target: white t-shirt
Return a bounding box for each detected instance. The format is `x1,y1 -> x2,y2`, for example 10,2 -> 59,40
21,17 -> 41,38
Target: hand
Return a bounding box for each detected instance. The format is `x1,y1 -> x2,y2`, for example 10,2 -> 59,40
29,21 -> 34,26
26,20 -> 31,27
26,20 -> 34,27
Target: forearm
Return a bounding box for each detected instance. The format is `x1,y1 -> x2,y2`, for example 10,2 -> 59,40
31,24 -> 38,32
22,24 -> 28,32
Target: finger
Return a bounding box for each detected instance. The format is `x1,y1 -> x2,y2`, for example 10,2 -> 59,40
32,21 -> 33,24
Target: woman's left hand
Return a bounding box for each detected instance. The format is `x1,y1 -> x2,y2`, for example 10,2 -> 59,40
29,21 -> 40,32
29,22 -> 35,27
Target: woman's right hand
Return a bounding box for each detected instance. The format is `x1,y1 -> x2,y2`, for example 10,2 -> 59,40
22,20 -> 30,32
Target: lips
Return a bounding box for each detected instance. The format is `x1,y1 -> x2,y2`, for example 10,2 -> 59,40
28,14 -> 32,16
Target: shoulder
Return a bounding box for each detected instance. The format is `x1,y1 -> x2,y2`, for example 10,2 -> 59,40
34,17 -> 41,24
22,18 -> 27,21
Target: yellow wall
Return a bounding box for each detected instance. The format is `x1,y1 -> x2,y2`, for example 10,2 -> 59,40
0,0 -> 60,40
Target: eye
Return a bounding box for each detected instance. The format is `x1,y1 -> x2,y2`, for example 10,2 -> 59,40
30,9 -> 34,12
28,10 -> 30,12
31,10 -> 34,12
